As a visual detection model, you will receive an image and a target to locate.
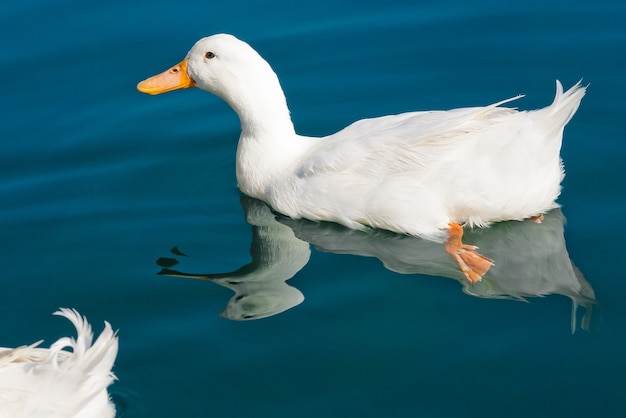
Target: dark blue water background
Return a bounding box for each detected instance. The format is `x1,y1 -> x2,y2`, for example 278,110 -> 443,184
1,0 -> 625,416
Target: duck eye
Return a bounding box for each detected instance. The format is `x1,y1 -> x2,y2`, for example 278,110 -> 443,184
205,51 -> 216,59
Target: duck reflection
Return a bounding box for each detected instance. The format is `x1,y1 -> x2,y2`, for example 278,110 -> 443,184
158,196 -> 595,329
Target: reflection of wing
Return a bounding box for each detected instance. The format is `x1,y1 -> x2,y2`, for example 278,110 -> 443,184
280,207 -> 595,331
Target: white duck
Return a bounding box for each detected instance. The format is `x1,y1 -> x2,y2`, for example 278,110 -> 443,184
137,33 -> 586,282
0,309 -> 118,418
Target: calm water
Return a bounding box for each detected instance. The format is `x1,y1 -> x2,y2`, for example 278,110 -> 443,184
1,0 -> 625,416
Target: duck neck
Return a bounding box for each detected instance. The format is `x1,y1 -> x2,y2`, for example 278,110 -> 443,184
236,92 -> 296,139
223,77 -> 304,199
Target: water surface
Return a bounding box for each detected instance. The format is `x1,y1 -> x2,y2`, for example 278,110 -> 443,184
1,0 -> 625,416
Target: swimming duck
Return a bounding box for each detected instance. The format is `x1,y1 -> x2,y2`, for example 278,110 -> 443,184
0,309 -> 118,418
137,34 -> 586,282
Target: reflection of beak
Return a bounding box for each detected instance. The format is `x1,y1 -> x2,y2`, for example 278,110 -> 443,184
137,57 -> 195,95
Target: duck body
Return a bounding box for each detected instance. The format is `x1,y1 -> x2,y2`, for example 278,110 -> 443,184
247,92 -> 580,240
138,34 -> 585,280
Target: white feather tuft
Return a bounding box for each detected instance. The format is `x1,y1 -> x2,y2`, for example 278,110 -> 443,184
0,309 -> 118,418
546,79 -> 586,133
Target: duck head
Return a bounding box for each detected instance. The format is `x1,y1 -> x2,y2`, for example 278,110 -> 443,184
137,34 -> 285,112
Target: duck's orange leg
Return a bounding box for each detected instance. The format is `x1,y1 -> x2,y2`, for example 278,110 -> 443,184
445,223 -> 494,283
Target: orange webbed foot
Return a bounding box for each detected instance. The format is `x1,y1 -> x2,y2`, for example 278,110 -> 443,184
527,214 -> 544,223
445,222 -> 494,283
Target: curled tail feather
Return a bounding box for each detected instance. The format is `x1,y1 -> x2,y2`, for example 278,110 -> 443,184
549,80 -> 586,130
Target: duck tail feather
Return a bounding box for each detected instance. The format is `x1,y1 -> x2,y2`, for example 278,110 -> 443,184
548,79 -> 587,128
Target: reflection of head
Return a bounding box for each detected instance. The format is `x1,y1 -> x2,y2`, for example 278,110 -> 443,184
158,197 -> 310,320
221,284 -> 305,320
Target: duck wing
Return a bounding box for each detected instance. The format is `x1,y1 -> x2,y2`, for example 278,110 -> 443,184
297,95 -> 523,177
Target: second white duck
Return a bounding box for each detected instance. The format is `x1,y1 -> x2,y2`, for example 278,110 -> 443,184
137,33 -> 586,282
0,309 -> 118,418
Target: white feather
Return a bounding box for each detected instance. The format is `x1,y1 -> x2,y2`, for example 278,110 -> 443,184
0,309 -> 118,418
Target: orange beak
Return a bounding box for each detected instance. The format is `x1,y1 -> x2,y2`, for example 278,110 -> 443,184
137,57 -> 195,95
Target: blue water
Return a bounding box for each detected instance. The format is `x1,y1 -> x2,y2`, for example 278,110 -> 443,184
1,0 -> 625,416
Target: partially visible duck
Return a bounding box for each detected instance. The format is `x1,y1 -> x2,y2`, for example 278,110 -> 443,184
138,33 -> 586,282
0,309 -> 118,418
